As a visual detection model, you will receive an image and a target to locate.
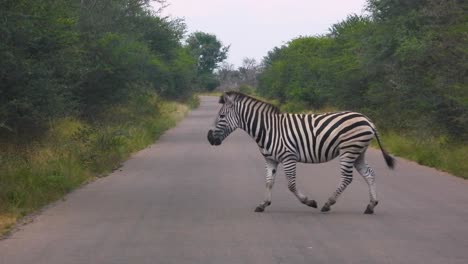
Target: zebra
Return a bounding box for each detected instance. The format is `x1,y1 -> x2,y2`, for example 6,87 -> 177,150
207,92 -> 395,214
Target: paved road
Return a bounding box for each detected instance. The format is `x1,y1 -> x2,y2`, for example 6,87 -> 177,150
1,96 -> 467,264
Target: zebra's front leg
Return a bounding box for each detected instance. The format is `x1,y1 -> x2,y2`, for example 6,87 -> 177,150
283,159 -> 317,209
255,159 -> 278,212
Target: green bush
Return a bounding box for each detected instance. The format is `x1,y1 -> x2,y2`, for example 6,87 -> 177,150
258,0 -> 467,140
238,84 -> 255,95
280,101 -> 309,113
0,0 -> 201,135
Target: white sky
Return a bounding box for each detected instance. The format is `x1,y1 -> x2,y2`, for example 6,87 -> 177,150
160,0 -> 368,67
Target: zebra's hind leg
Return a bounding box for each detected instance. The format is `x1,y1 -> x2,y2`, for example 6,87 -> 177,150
255,159 -> 278,212
283,159 -> 318,209
321,152 -> 358,213
354,151 -> 379,214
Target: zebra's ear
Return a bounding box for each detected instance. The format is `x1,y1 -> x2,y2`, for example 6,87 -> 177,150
219,93 -> 234,105
223,93 -> 235,105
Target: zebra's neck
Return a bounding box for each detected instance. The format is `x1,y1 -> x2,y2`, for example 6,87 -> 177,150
237,100 -> 279,149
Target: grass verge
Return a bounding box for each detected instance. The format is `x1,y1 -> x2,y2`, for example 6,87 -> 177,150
0,92 -> 195,235
375,132 -> 467,179
186,94 -> 201,109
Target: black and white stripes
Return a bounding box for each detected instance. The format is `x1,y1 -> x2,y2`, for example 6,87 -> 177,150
207,92 -> 394,214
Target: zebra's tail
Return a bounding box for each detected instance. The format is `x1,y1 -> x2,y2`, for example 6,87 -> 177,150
373,129 -> 395,169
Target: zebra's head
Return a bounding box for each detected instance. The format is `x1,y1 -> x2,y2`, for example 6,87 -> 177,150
207,93 -> 240,146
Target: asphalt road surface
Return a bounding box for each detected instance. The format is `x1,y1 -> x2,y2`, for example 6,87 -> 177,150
1,96 -> 467,264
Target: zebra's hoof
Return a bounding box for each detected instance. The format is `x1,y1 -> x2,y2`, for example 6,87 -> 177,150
305,199 -> 317,208
364,205 -> 374,214
321,206 -> 331,212
255,206 -> 265,212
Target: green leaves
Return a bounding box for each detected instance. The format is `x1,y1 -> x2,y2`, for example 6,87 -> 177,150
258,0 -> 467,140
184,32 -> 229,91
186,32 -> 230,75
1,0 -> 200,135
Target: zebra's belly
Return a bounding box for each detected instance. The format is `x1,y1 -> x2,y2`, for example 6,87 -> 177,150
297,152 -> 340,164
260,146 -> 339,164
260,147 -> 281,161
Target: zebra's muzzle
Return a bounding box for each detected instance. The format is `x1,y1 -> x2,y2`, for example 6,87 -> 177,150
207,130 -> 222,146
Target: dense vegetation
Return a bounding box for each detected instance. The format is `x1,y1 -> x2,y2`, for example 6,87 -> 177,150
257,0 -> 467,177
0,0 -> 222,232
0,0 -> 227,136
259,0 -> 466,139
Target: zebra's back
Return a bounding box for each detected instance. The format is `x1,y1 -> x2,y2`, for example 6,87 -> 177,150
280,111 -> 375,163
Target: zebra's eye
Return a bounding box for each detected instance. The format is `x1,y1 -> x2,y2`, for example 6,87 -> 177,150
219,114 -> 226,118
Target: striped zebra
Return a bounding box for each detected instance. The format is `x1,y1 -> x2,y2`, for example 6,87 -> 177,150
207,92 -> 395,214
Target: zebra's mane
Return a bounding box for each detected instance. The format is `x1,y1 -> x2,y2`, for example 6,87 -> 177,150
219,92 -> 280,114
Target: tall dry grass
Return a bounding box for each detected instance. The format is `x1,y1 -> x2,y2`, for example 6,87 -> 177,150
0,92 -> 193,234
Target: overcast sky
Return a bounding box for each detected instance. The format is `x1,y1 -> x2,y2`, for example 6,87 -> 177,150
160,0 -> 368,67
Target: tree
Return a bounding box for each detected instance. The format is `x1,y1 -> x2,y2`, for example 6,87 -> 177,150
0,0 -> 198,135
257,0 -> 467,139
216,58 -> 260,92
217,62 -> 238,90
238,57 -> 259,87
186,32 -> 229,75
